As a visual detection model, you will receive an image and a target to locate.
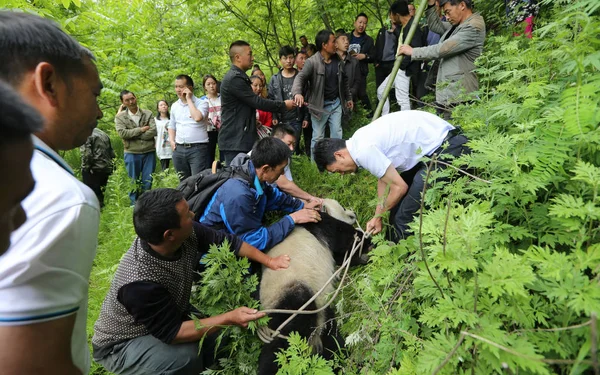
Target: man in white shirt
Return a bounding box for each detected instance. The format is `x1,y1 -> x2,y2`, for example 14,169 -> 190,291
0,81 -> 41,256
168,74 -> 210,180
0,11 -> 103,375
313,111 -> 469,240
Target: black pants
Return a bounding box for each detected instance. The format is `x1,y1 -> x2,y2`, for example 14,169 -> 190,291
302,120 -> 312,158
355,73 -> 372,112
207,130 -> 219,163
375,62 -> 395,89
389,135 -> 470,241
159,158 -> 170,171
82,169 -> 111,207
221,150 -> 246,166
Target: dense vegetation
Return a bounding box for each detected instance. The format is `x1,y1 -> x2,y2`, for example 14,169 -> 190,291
4,0 -> 600,373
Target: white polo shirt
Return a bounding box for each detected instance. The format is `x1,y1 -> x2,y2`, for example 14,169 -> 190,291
0,136 -> 100,374
168,96 -> 210,144
346,111 -> 454,178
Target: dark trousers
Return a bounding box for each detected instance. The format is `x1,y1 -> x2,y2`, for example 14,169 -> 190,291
172,143 -> 210,181
159,159 -> 170,171
82,169 -> 111,207
124,152 -> 156,205
302,121 -> 312,158
375,62 -> 395,89
207,131 -> 219,163
389,135 -> 470,241
221,150 -> 246,166
355,73 -> 372,112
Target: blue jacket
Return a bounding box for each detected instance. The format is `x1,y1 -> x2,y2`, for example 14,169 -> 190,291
199,157 -> 304,251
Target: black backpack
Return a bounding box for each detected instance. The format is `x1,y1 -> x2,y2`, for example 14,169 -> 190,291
177,162 -> 253,221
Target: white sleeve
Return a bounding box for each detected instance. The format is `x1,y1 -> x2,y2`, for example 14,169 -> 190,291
197,97 -> 209,119
0,204 -> 99,325
168,105 -> 176,130
354,145 -> 392,179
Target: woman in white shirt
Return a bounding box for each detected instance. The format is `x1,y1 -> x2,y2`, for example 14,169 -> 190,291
155,100 -> 173,170
202,74 -> 222,163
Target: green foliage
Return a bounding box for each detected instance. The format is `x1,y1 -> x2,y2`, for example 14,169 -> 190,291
274,333 -> 335,375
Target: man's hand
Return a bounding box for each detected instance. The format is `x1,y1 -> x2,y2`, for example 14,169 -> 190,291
140,126 -> 150,132
294,94 -> 305,107
182,87 -> 193,100
346,100 -> 354,110
267,255 -> 291,270
398,45 -> 413,56
289,208 -> 321,224
366,216 -> 383,235
227,307 -> 266,328
307,196 -> 323,206
170,141 -> 177,151
356,53 -> 367,61
284,100 -> 296,111
302,120 -> 309,128
304,199 -> 322,210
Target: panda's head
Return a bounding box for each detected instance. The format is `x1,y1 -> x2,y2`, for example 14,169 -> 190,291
321,199 -> 357,225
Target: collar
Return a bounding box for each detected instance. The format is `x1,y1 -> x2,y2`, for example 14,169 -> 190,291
32,135 -> 74,175
247,161 -> 264,195
177,96 -> 197,106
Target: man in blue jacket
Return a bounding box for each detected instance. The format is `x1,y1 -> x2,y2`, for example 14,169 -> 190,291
200,137 -> 321,251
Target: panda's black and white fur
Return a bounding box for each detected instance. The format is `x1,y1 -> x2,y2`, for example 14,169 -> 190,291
258,199 -> 369,374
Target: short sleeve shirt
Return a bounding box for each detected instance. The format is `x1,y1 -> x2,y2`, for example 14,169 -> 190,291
346,111 -> 455,178
168,96 -> 210,144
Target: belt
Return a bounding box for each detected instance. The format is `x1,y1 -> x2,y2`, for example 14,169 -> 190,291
176,142 -> 203,148
428,128 -> 463,157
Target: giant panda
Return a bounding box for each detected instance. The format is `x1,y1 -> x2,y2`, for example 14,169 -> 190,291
258,199 -> 371,374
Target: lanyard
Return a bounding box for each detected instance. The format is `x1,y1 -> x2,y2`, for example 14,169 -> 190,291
34,145 -> 74,176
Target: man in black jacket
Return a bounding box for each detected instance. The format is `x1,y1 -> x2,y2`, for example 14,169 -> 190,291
219,40 -> 295,165
376,1 -> 425,114
348,13 -> 375,113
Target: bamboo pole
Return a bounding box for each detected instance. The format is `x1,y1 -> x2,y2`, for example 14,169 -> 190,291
371,0 -> 430,122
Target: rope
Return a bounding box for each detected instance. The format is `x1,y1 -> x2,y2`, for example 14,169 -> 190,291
257,221 -> 372,344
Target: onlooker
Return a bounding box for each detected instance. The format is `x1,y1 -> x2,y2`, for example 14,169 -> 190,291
200,137 -> 321,251
306,43 -> 317,57
93,188 -> 289,375
268,46 -> 308,154
250,75 -> 273,134
0,81 -> 40,256
201,74 -> 222,163
270,125 -> 322,204
296,50 -> 307,71
295,50 -> 312,157
219,40 -> 294,165
408,3 -> 416,16
506,0 -> 539,39
398,0 -> 486,119
0,11 -> 103,374
251,65 -> 268,98
81,128 -> 115,207
377,1 -> 426,114
313,111 -> 469,241
348,12 -> 375,112
168,74 -> 211,180
115,90 -> 157,204
374,8 -> 401,90
155,100 -> 172,171
336,33 -> 360,106
292,30 -> 353,157
299,35 -> 309,54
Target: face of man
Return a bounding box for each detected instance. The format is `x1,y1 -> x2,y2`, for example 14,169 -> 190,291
121,92 -> 137,111
323,34 -> 337,55
336,35 -> 349,52
168,199 -> 194,245
326,151 -> 358,175
442,1 -> 467,25
354,16 -> 368,34
408,4 -> 416,16
56,57 -> 103,149
280,54 -> 295,70
237,46 -> 254,71
175,78 -> 192,100
258,160 -> 288,184
0,139 -> 35,255
300,36 -> 308,47
295,53 -> 307,70
277,134 -> 296,152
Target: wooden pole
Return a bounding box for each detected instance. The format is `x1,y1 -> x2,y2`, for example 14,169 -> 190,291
371,0 -> 430,122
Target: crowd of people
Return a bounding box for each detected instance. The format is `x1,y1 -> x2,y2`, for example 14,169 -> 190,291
0,0 -> 489,373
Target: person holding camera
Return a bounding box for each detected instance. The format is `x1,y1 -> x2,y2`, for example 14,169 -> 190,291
168,74 -> 211,181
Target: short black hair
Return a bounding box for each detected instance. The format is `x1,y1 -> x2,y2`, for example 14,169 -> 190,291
0,11 -> 95,86
440,0 -> 473,9
315,30 -> 334,52
279,45 -> 296,58
355,12 -> 368,21
250,137 -> 291,169
119,90 -> 135,102
229,40 -> 251,61
133,188 -> 184,245
176,74 -> 194,88
390,1 -> 410,16
300,35 -> 307,40
272,124 -> 296,140
335,28 -> 346,37
0,80 -> 43,147
313,138 -> 347,172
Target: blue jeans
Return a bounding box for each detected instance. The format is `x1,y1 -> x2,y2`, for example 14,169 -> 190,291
172,143 -> 210,181
310,98 -> 343,158
124,152 -> 156,205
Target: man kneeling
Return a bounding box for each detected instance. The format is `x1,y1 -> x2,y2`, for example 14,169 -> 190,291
92,188 -> 289,374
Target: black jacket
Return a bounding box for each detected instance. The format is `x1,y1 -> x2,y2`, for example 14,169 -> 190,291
348,32 -> 375,76
374,18 -> 426,77
267,70 -> 309,123
219,65 -> 286,152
